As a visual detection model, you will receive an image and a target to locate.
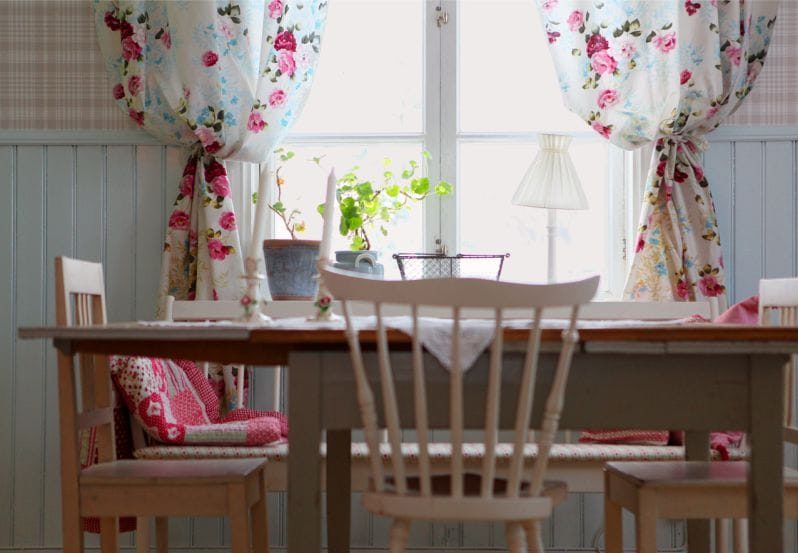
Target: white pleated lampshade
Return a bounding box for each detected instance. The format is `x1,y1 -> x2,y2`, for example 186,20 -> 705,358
512,134 -> 588,210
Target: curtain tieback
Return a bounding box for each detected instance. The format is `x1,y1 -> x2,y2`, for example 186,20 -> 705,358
656,133 -> 708,155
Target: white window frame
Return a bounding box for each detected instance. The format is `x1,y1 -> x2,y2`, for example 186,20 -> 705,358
247,0 -> 634,299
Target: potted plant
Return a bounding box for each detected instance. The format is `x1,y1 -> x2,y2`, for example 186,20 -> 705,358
262,149 -> 320,300
327,152 -> 453,276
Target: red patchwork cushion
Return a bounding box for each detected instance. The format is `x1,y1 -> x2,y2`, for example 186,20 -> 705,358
110,356 -> 287,446
579,429 -> 670,446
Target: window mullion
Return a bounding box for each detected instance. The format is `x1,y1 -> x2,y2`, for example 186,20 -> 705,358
437,0 -> 458,255
423,0 -> 444,254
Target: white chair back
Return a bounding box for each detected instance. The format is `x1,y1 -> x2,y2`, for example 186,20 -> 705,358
321,267 -> 599,503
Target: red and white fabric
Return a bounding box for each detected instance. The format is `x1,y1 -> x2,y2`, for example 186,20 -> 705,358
110,356 -> 287,446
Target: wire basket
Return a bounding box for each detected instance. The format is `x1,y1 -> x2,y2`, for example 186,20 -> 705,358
392,253 -> 510,281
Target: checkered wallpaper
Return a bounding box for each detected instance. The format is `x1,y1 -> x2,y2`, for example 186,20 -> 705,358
0,0 -> 795,130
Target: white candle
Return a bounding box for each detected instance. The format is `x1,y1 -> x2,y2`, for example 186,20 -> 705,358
249,160 -> 271,265
318,168 -> 337,262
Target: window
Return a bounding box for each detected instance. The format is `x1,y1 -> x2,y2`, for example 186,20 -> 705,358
274,0 -> 629,294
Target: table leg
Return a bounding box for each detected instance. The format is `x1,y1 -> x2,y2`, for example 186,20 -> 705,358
685,430 -> 711,553
748,355 -> 784,553
327,429 -> 352,553
56,343 -> 84,553
287,352 -> 323,553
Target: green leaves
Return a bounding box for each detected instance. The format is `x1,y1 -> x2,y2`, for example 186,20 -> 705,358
334,153 -> 454,250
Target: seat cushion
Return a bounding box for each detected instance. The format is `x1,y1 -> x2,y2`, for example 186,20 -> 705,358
135,441 -> 746,462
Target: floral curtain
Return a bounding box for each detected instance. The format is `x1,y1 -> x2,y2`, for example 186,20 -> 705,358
94,0 -> 326,304
535,0 -> 778,302
94,0 -> 327,409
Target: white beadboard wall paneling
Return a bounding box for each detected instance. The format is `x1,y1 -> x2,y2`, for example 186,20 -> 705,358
0,145 -> 15,548
733,141 -> 765,302
13,145 -> 46,546
703,141 -> 735,304
42,145 -> 74,546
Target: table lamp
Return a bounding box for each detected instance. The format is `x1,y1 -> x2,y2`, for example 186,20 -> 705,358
512,133 -> 588,283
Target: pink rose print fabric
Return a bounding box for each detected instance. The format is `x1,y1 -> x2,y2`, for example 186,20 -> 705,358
110,356 -> 288,446
536,0 -> 778,303
94,0 -> 326,411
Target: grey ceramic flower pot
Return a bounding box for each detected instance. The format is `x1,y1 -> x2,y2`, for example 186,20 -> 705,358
263,239 -> 320,300
333,250 -> 384,277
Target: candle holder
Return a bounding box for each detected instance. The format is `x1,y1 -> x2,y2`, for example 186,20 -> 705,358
308,258 -> 340,322
239,256 -> 273,324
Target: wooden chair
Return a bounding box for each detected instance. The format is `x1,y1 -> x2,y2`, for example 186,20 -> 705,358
321,266 -> 600,553
54,256 -> 270,553
604,278 -> 798,553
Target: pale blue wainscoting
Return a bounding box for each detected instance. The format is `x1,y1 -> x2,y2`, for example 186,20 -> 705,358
1,127 -> 797,552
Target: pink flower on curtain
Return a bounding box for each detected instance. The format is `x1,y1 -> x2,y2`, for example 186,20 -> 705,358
685,0 -> 701,16
202,50 -> 219,67
586,33 -> 609,57
128,75 -> 142,95
274,31 -> 296,51
247,110 -> 267,132
168,210 -> 190,230
680,69 -> 692,84
112,83 -> 125,100
268,0 -> 284,19
597,89 -> 619,108
128,109 -> 145,126
278,51 -> 296,76
591,51 -> 617,75
208,238 -> 230,260
219,212 -> 237,231
567,10 -> 584,32
268,89 -> 286,107
591,121 -> 612,139
653,32 -> 677,53
725,44 -> 742,66
122,36 -> 142,60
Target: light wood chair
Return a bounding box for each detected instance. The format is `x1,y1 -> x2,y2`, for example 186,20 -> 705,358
321,266 -> 600,553
55,256 -> 270,553
604,278 -> 798,553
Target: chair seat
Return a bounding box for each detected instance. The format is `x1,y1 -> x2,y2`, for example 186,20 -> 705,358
134,441 -> 746,463
363,479 -> 566,522
606,461 -> 798,489
80,458 -> 268,486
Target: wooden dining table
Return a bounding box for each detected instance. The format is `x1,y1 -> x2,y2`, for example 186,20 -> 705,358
18,320 -> 798,553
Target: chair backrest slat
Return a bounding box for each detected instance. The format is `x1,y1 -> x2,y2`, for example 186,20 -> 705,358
481,308 -> 503,497
375,302 -> 407,494
507,309 -> 543,497
449,307 -> 463,498
341,299 -> 386,492
411,304 -> 432,496
528,307 -> 580,495
323,267 -> 598,501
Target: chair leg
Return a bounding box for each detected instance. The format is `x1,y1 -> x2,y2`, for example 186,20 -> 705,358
715,518 -> 729,553
604,472 -> 623,553
136,517 -> 151,553
99,517 -> 119,553
229,483 -> 251,553
389,519 -> 410,553
635,491 -> 657,553
155,517 -> 168,553
250,472 -> 270,553
61,506 -> 84,553
505,521 -> 527,553
732,519 -> 749,553
522,520 -> 544,553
